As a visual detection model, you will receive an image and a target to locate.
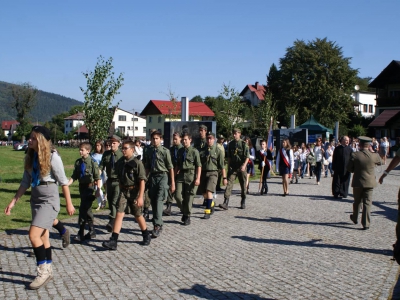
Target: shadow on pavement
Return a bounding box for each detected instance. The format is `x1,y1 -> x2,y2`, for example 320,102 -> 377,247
232,235 -> 392,256
372,201 -> 398,223
178,283 -> 272,299
0,270 -> 34,287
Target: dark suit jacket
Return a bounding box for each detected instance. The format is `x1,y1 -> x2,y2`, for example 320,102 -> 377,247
332,145 -> 352,177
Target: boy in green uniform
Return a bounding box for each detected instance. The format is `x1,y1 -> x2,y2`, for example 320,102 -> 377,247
220,128 -> 249,210
163,132 -> 183,216
199,132 -> 227,219
195,124 -> 208,202
67,142 -> 100,242
99,135 -> 123,232
144,131 -> 175,237
142,129 -> 157,220
102,140 -> 150,250
174,132 -> 202,225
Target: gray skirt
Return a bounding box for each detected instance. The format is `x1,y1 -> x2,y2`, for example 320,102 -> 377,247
31,183 -> 60,230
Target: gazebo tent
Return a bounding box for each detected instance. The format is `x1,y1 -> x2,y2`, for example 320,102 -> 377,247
297,115 -> 333,135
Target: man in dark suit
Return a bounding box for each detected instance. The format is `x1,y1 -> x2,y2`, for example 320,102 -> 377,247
332,136 -> 352,198
347,136 -> 381,230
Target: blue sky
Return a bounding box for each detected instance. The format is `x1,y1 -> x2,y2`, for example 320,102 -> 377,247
0,0 -> 398,114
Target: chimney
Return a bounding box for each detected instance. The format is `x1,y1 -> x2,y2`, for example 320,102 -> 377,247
255,81 -> 259,89
135,112 -> 138,116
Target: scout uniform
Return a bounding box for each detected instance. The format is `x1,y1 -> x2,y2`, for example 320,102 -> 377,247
221,128 -> 250,210
347,136 -> 381,230
175,144 -> 201,224
216,134 -> 226,191
99,135 -> 123,231
70,155 -> 100,241
144,131 -> 174,237
163,141 -> 183,216
141,142 -> 153,219
195,124 -> 208,151
199,132 -> 225,219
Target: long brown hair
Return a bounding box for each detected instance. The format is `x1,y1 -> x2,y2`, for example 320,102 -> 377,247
282,138 -> 291,150
244,136 -> 253,148
94,140 -> 105,154
25,131 -> 52,176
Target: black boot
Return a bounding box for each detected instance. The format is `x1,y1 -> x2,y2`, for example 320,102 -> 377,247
163,203 -> 172,216
240,198 -> 246,209
74,225 -> 85,243
102,236 -> 117,250
219,198 -> 229,210
141,230 -> 151,246
85,222 -> 96,239
183,216 -> 191,226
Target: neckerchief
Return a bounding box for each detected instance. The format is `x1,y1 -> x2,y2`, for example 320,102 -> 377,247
280,148 -> 290,168
183,148 -> 188,162
111,153 -> 115,169
80,160 -> 86,178
151,149 -> 157,169
31,152 -> 41,188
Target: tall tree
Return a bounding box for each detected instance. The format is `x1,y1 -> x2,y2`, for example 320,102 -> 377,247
275,38 -> 358,127
190,95 -> 203,102
10,82 -> 39,141
254,92 -> 277,138
80,56 -> 124,143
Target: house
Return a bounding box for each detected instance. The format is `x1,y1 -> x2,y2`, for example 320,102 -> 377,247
1,120 -> 19,139
368,60 -> 400,139
111,107 -> 146,138
64,112 -> 85,135
239,81 -> 267,106
352,91 -> 376,117
140,100 -> 215,139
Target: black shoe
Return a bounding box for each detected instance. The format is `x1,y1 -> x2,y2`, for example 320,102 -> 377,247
142,231 -> 151,246
61,229 -> 70,248
85,230 -> 96,240
102,238 -> 117,250
362,226 -> 369,230
333,194 -> 339,199
240,199 -> 246,209
152,225 -> 162,238
260,190 -> 264,195
350,214 -> 358,224
203,213 -> 210,219
163,203 -> 172,216
183,216 -> 191,226
219,199 -> 229,210
74,233 -> 85,243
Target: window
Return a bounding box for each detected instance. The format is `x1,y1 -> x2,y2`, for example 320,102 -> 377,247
389,90 -> 400,97
133,118 -> 138,121
149,117 -> 152,123
127,126 -> 131,130
134,126 -> 138,131
158,128 -> 162,134
158,116 -> 162,123
363,104 -> 368,112
118,115 -> 126,121
143,127 -> 146,133
369,105 -> 373,113
118,126 -> 125,134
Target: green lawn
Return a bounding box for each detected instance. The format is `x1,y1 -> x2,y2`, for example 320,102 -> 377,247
0,146 -> 90,232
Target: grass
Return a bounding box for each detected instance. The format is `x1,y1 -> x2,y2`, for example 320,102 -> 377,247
0,146 -> 94,232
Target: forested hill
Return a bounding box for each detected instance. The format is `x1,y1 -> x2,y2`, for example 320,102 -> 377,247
0,81 -> 83,122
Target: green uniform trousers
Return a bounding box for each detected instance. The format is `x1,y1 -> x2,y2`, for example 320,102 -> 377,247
175,171 -> 198,216
78,185 -> 95,225
352,187 -> 373,228
148,173 -> 169,226
224,166 -> 247,199
106,180 -> 121,221
166,175 -> 177,205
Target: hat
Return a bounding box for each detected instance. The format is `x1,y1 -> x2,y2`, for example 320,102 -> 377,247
32,126 -> 51,141
199,124 -> 207,131
206,131 -> 215,138
151,130 -> 162,137
217,134 -> 225,139
358,136 -> 372,143
232,128 -> 241,133
109,135 -> 121,143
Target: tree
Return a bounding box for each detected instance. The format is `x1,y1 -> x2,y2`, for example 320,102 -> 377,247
10,82 -> 39,141
356,76 -> 374,92
253,92 -> 278,138
273,38 -> 358,128
80,56 -> 124,144
190,95 -> 203,102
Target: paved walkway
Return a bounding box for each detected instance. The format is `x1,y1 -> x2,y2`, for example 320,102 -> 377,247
1,163 -> 400,299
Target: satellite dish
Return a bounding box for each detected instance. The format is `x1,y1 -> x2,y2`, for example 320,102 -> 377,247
354,85 -> 360,91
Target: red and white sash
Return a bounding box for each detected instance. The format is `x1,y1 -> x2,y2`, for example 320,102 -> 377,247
280,148 -> 290,168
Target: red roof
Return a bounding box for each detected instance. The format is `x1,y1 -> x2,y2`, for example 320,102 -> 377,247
239,82 -> 267,101
368,110 -> 400,127
64,112 -> 85,120
140,100 -> 215,117
1,120 -> 19,130
74,124 -> 88,133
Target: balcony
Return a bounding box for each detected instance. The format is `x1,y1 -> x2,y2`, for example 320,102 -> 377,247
376,96 -> 400,107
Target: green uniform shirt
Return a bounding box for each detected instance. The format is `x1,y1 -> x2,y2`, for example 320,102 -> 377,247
142,144 -> 153,166
176,146 -> 201,171
200,143 -> 224,171
170,144 -> 183,168
99,149 -> 123,179
71,155 -> 100,184
115,156 -> 147,187
217,143 -> 225,161
226,139 -> 250,167
144,145 -> 174,173
195,138 -> 207,152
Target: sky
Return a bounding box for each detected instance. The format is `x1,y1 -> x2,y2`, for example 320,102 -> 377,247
1,0 -> 399,114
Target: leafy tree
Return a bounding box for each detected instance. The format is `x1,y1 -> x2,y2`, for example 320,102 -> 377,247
10,82 -> 39,141
348,124 -> 366,138
355,76 -> 374,92
80,56 -> 124,144
253,92 -> 278,138
274,38 -> 358,128
190,95 -> 203,102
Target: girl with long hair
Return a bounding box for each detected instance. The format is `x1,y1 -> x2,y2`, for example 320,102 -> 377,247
276,138 -> 294,196
4,126 -> 75,290
91,140 -> 107,210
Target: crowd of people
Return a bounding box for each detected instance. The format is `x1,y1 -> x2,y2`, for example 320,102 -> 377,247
4,124 -> 398,290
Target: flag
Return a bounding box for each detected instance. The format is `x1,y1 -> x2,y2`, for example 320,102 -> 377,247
267,117 -> 273,152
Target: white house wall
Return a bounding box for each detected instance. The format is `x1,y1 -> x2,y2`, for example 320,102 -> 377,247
353,92 -> 376,118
